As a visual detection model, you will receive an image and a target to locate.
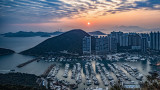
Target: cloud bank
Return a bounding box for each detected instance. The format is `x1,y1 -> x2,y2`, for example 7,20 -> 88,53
0,0 -> 160,24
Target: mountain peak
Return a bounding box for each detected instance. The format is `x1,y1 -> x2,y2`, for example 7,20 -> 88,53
20,29 -> 90,56
66,29 -> 87,34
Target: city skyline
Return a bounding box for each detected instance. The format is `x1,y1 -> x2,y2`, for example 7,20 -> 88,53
83,31 -> 160,55
0,0 -> 160,33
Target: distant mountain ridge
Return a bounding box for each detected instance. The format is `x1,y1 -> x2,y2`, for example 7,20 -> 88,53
1,30 -> 107,37
105,26 -> 160,33
88,31 -> 106,35
1,31 -> 63,37
20,29 -> 90,56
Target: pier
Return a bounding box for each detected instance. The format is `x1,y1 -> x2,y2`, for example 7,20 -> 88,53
41,64 -> 55,77
17,57 -> 40,68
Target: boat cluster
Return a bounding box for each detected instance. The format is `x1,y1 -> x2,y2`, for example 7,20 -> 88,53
63,64 -> 70,78
42,65 -> 71,90
38,54 -> 150,90
49,77 -> 70,90
85,62 -> 99,86
71,65 -> 76,79
81,55 -> 102,61
71,63 -> 82,84
47,65 -> 60,78
75,63 -> 82,84
103,53 -> 149,62
96,63 -> 115,87
106,53 -> 124,61
108,63 -> 132,84
122,63 -> 143,81
84,86 -> 109,90
124,55 -> 147,62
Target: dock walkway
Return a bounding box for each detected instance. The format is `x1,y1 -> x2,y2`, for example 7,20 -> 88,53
17,57 -> 40,68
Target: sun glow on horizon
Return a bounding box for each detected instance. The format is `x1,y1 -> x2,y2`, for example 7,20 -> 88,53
87,22 -> 90,25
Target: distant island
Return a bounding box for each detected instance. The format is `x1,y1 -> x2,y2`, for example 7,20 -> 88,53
1,31 -> 63,37
88,31 -> 106,35
0,48 -> 15,56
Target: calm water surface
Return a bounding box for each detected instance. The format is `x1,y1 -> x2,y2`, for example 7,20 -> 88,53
0,36 -> 48,52
0,36 -> 51,75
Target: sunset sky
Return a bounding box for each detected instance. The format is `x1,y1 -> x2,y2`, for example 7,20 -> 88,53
0,0 -> 160,33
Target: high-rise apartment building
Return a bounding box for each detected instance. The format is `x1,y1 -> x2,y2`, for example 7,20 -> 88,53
83,36 -> 91,54
128,33 -> 141,50
95,36 -> 109,54
120,33 -> 129,47
150,32 -> 160,51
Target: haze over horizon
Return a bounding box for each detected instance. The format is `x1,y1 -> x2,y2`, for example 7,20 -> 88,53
0,0 -> 160,34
